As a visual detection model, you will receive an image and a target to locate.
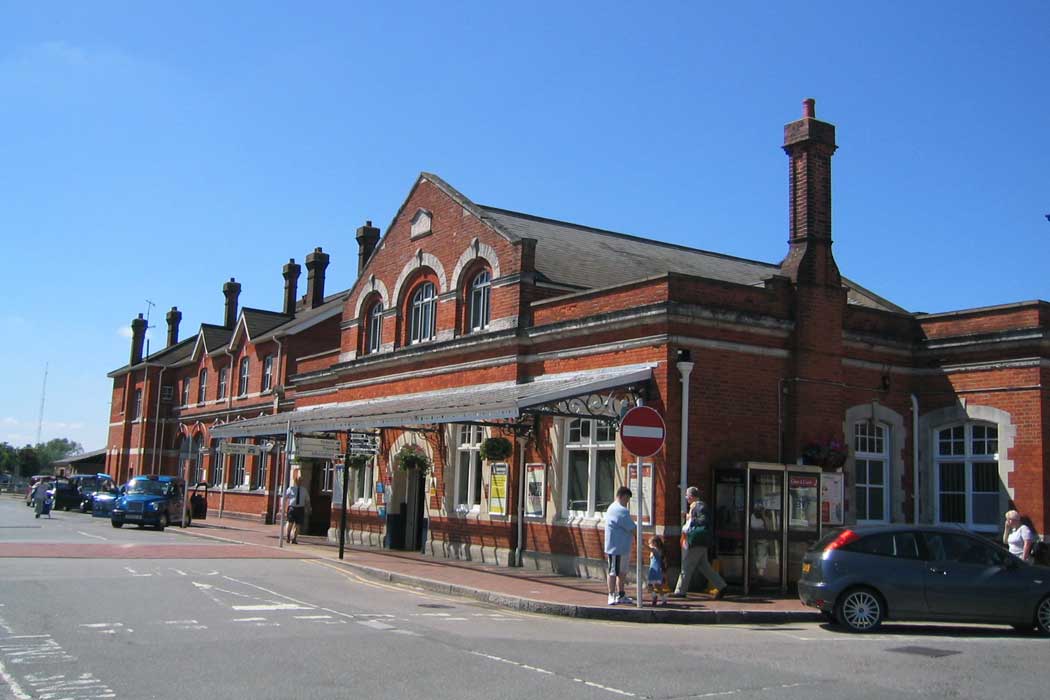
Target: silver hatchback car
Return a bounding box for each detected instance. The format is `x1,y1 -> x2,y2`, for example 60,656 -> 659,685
798,524 -> 1050,634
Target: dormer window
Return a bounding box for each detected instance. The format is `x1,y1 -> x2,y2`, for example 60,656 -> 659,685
410,209 -> 433,239
409,282 -> 437,344
469,269 -> 491,332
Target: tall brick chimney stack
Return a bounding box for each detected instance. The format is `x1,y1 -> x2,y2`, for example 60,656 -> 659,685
356,220 -> 381,278
130,314 -> 147,365
165,306 -> 182,347
780,98 -> 841,288
305,247 -> 330,309
282,258 -> 301,316
223,278 -> 241,329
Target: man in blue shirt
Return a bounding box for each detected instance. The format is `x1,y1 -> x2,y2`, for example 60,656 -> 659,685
604,486 -> 636,604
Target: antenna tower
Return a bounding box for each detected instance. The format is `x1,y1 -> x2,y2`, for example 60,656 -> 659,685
36,362 -> 48,445
144,299 -> 156,358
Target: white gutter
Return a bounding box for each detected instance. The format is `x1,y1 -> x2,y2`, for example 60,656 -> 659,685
149,364 -> 167,474
911,393 -> 920,524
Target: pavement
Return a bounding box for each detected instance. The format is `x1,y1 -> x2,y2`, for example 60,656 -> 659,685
173,514 -> 820,625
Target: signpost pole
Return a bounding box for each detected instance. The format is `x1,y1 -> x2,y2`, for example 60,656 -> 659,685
339,451 -> 349,560
619,405 -> 666,611
635,457 -> 643,609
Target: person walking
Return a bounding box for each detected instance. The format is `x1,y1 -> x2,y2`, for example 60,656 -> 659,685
674,485 -> 727,599
604,486 -> 636,605
646,535 -> 670,606
283,467 -> 310,544
1003,509 -> 1035,562
32,479 -> 52,519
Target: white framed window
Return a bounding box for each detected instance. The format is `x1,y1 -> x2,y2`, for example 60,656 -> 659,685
934,423 -> 1000,530
262,355 -> 274,392
192,435 -> 205,485
238,357 -> 250,397
455,425 -> 484,512
218,367 -> 228,399
132,389 -> 143,420
352,457 -> 374,503
228,438 -> 246,488
211,443 -> 226,488
367,302 -> 383,354
469,269 -> 491,332
409,282 -> 436,344
251,452 -> 268,490
563,418 -> 617,518
853,421 -> 889,523
181,378 -> 191,406
198,369 -> 207,404
320,460 -> 334,493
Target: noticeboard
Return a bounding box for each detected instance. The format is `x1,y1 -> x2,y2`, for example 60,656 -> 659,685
488,463 -> 508,516
627,462 -> 654,526
821,472 -> 844,525
525,463 -> 546,518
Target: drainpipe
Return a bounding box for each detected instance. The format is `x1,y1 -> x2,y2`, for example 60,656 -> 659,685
676,354 -> 694,518
220,346 -> 236,519
515,436 -> 527,567
150,365 -> 167,474
270,334 -> 284,523
911,394 -> 920,524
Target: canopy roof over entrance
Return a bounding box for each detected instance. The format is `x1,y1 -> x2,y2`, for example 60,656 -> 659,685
210,364 -> 654,439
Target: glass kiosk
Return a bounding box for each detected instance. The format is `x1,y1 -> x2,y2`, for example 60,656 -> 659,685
713,462 -> 823,595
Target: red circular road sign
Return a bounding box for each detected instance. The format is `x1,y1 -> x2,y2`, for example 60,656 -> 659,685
620,406 -> 666,457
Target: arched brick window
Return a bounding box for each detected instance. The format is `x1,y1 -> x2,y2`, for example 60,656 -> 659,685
363,296 -> 383,354
468,269 -> 491,332
409,282 -> 437,344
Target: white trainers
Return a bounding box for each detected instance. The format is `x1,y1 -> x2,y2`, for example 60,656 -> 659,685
607,594 -> 617,605
615,593 -> 634,605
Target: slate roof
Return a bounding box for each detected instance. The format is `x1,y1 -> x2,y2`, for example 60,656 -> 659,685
477,206 -> 905,313
199,324 -> 233,353
241,308 -> 292,340
107,336 -> 195,377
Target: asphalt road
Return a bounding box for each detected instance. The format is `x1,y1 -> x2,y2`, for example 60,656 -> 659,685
1,495 -> 1047,699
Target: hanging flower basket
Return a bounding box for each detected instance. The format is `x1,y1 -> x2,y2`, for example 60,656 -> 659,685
479,436 -> 513,462
394,444 -> 431,474
346,453 -> 371,470
801,438 -> 848,469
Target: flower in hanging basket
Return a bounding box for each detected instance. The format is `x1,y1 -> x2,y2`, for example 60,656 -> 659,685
394,444 -> 431,474
346,453 -> 371,470
479,436 -> 513,462
801,438 -> 848,468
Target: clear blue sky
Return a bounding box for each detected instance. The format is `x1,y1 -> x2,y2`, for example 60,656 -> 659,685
2,2 -> 1048,452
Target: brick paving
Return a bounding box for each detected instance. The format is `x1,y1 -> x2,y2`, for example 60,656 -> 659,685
175,516 -> 819,625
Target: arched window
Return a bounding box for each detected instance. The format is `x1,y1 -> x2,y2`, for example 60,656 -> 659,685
934,422 -> 1000,530
198,369 -> 208,404
192,434 -> 205,484
469,269 -> 491,332
238,357 -> 250,396
366,301 -> 383,354
409,282 -> 436,344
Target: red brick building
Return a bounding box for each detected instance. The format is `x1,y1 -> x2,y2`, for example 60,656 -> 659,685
106,99 -> 1049,588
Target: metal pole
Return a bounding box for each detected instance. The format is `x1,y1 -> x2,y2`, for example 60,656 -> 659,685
279,421 -> 291,549
635,458 -> 643,609
339,452 -> 349,559
515,437 -> 526,567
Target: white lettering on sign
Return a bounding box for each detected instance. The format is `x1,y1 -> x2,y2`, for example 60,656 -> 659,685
621,425 -> 664,439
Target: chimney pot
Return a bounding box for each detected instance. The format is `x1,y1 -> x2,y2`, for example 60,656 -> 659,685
282,258 -> 301,315
165,306 -> 182,347
356,220 -> 381,279
304,247 -> 330,309
803,98 -> 816,118
223,277 -> 242,329
130,314 -> 147,365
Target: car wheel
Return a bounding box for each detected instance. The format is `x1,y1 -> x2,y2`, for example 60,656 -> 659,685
1036,596 -> 1050,635
111,521 -> 123,528
835,587 -> 884,633
157,513 -> 168,531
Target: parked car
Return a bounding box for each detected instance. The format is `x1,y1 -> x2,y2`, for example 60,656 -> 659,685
111,475 -> 188,530
50,478 -> 81,511
71,473 -> 116,513
91,485 -> 121,518
798,524 -> 1050,634
25,475 -> 54,507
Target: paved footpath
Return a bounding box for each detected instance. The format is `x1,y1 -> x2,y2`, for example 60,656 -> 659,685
173,515 -> 819,625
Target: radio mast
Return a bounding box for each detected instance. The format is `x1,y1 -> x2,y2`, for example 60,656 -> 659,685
36,362 -> 48,445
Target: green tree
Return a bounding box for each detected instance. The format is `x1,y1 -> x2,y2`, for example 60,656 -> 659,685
17,446 -> 41,476
0,442 -> 18,476
35,438 -> 83,471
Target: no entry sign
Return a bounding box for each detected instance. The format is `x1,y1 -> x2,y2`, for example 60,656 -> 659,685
620,406 -> 666,457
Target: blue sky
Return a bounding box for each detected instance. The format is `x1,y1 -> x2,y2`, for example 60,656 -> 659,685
2,2 -> 1048,452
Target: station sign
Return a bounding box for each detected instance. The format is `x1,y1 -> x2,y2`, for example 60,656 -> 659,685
218,441 -> 269,456
294,436 -> 342,460
348,431 -> 379,455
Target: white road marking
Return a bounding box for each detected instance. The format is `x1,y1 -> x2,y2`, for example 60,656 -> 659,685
25,671 -> 116,699
357,620 -> 395,631
442,617 -> 469,621
393,629 -> 421,636
233,618 -> 267,622
0,636 -> 75,664
76,530 -> 107,541
573,678 -> 636,696
123,567 -> 151,577
0,658 -> 31,700
412,612 -> 451,617
294,615 -> 333,620
79,623 -> 122,629
232,603 -> 312,611
469,651 -> 555,677
171,568 -> 187,576
691,682 -> 814,697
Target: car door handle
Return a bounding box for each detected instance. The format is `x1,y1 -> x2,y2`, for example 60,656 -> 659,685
928,566 -> 947,575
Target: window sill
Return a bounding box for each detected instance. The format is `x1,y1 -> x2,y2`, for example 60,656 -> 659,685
556,515 -> 605,528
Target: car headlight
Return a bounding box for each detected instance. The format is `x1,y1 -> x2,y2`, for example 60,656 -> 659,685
147,501 -> 160,511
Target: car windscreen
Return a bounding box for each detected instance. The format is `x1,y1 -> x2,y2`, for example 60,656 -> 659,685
77,477 -> 100,491
126,480 -> 167,496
